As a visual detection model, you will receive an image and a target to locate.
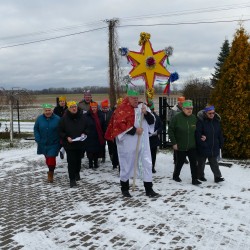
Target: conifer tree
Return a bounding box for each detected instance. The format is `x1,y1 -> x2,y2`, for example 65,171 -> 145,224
210,25 -> 250,159
211,39 -> 230,87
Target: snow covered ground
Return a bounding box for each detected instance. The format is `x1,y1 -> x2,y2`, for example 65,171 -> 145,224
0,141 -> 249,249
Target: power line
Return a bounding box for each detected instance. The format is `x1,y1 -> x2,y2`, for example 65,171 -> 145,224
0,26 -> 107,50
1,2 -> 249,43
120,3 -> 250,21
0,18 -> 249,50
119,18 -> 250,27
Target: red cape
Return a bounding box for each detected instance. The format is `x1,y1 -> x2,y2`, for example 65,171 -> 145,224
105,97 -> 135,141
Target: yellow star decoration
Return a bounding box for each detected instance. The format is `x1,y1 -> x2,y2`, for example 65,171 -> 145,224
127,40 -> 171,89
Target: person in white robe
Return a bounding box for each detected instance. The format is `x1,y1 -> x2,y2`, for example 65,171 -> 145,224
105,89 -> 160,198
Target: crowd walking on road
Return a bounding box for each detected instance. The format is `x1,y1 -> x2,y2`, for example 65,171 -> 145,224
34,91 -> 225,196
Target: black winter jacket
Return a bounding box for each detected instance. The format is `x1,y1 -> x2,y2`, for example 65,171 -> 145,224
195,111 -> 224,157
149,112 -> 163,148
84,110 -> 105,153
58,109 -> 88,150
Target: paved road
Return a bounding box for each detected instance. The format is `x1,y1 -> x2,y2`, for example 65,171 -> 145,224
0,144 -> 250,249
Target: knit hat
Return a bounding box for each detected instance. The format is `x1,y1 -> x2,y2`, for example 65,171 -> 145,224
42,103 -> 53,109
59,96 -> 66,102
127,89 -> 139,96
204,105 -> 215,112
101,99 -> 109,108
67,101 -> 77,108
182,100 -> 193,108
90,102 -> 98,107
178,96 -> 185,102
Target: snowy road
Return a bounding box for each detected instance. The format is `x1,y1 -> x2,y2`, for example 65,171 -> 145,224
0,142 -> 249,249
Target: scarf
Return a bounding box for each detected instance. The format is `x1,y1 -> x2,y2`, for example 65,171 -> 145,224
91,111 -> 105,145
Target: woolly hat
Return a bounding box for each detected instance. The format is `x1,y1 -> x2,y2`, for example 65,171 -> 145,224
178,96 -> 185,102
59,96 -> 66,102
127,89 -> 139,96
67,101 -> 77,108
101,99 -> 109,108
90,102 -> 98,107
182,100 -> 193,108
204,105 -> 215,112
42,103 -> 53,109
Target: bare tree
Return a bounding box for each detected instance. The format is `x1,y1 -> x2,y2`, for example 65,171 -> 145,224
0,87 -> 34,146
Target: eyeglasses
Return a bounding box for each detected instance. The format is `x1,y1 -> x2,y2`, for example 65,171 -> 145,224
207,112 -> 215,115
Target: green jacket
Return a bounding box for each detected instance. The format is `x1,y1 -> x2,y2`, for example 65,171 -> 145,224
168,112 -> 197,151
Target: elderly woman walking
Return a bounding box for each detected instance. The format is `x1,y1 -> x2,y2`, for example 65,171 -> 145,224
34,104 -> 61,183
58,101 -> 88,188
195,105 -> 225,183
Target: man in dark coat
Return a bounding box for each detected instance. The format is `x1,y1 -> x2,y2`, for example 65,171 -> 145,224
148,100 -> 163,173
195,105 -> 225,183
100,99 -> 114,164
58,101 -> 88,188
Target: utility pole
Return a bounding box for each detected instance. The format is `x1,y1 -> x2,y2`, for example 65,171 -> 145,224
105,18 -> 121,108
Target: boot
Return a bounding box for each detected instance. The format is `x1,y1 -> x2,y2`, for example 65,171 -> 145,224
152,167 -> 156,173
75,172 -> 80,181
144,182 -> 160,197
70,179 -> 77,188
94,158 -> 99,168
89,158 -> 93,168
192,179 -> 202,185
47,171 -> 54,183
120,180 -> 131,197
215,177 -> 225,183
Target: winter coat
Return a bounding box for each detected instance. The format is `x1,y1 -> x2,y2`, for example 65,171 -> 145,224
195,110 -> 224,157
53,105 -> 68,117
168,112 -> 197,151
149,112 -> 163,148
34,114 -> 61,157
101,110 -> 113,132
78,100 -> 91,113
84,110 -> 105,153
58,109 -> 88,150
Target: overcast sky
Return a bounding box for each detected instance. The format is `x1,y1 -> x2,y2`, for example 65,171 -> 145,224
0,0 -> 249,90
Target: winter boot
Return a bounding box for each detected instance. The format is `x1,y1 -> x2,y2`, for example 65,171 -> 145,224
47,171 -> 54,183
94,158 -> 99,168
70,179 -> 77,188
152,167 -> 156,173
120,180 -> 131,197
214,177 -> 225,183
144,182 -> 160,197
75,172 -> 81,181
192,179 -> 202,185
89,158 -> 93,168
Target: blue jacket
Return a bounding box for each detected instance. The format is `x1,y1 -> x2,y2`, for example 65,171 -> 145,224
34,114 -> 61,157
195,111 -> 224,157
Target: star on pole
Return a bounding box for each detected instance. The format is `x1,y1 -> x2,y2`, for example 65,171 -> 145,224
127,40 -> 171,89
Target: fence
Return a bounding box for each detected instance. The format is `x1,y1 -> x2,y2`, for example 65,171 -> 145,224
158,97 -> 208,149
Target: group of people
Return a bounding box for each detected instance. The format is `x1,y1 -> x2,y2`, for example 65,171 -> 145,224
34,90 -> 224,197
169,96 -> 225,185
